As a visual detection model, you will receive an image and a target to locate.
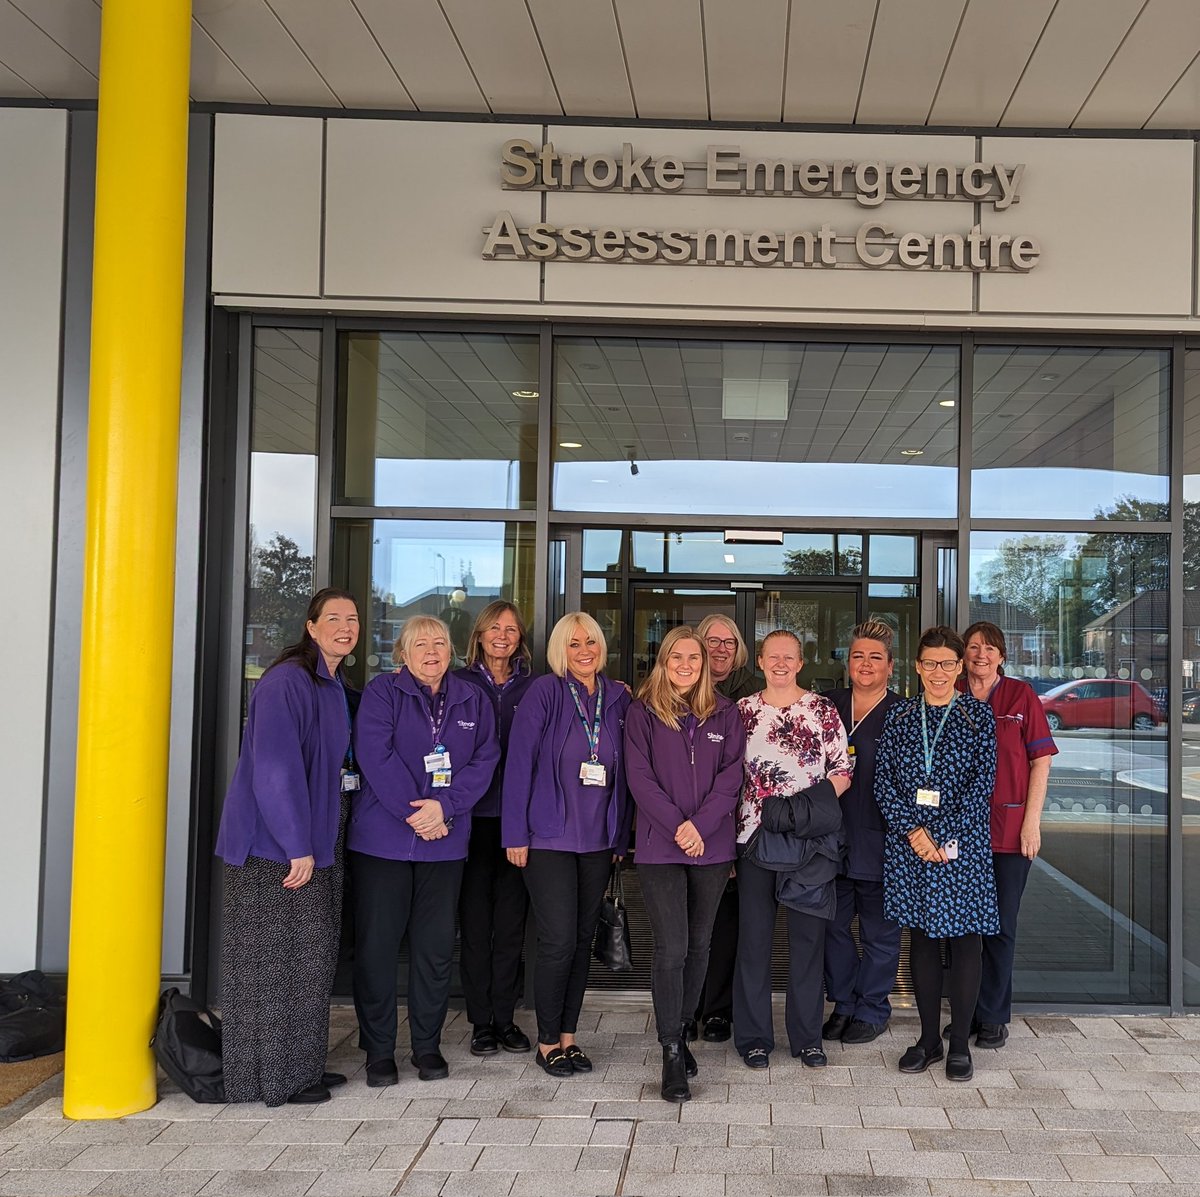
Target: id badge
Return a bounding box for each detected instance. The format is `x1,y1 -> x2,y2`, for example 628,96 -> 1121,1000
916,788 -> 940,807
340,768 -> 360,793
847,745 -> 856,757
943,839 -> 959,860
579,761 -> 608,787
424,750 -> 451,774
431,770 -> 452,788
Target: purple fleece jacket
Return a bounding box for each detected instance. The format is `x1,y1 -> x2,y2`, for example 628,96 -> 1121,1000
453,660 -> 535,818
624,696 -> 746,865
502,673 -> 632,853
348,667 -> 500,862
215,657 -> 351,869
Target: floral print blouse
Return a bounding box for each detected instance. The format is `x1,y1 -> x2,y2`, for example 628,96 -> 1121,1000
735,691 -> 854,843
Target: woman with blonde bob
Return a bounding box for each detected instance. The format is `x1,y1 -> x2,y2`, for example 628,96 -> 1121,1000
503,612 -> 631,1078
625,626 -> 746,1102
350,615 -> 499,1085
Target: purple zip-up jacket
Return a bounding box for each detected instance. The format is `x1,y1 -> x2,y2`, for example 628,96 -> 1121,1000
215,657 -> 351,869
502,673 -> 631,853
349,667 -> 499,862
624,696 -> 746,865
453,660 -> 535,818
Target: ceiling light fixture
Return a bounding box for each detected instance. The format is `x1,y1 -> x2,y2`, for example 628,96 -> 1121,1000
723,554 -> 735,564
512,389 -> 539,398
558,441 -> 582,449
1039,373 -> 1059,382
938,399 -> 956,407
900,448 -> 924,457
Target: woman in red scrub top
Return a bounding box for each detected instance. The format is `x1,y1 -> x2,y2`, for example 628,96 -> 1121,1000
958,620 -> 1057,1050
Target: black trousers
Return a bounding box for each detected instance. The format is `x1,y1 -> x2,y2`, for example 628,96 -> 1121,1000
697,878 -> 738,1023
977,851 -> 1032,1026
638,860 -> 730,1044
823,875 -> 902,1026
350,851 -> 464,1060
522,848 -> 611,1045
733,855 -> 827,1056
458,816 -> 528,1027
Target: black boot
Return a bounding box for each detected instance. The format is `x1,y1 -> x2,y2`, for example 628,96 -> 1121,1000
661,1042 -> 691,1103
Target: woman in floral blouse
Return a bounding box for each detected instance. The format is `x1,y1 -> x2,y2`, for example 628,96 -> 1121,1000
732,630 -> 853,1071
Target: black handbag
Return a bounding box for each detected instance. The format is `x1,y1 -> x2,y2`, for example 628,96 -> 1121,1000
592,864 -> 634,973
151,988 -> 226,1104
0,971 -> 66,1062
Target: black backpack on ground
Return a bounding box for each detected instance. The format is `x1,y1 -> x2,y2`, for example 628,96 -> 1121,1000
151,988 -> 225,1103
0,970 -> 66,1062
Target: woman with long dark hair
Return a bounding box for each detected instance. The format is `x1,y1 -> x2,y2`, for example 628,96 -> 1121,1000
215,587 -> 360,1106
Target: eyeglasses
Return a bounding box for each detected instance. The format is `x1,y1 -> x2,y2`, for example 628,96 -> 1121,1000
705,637 -> 738,651
916,658 -> 961,672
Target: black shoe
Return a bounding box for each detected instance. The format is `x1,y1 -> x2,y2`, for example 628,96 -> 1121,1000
320,1071 -> 347,1088
943,1019 -> 981,1041
898,1043 -> 944,1074
470,1024 -> 500,1056
974,1023 -> 1008,1050
681,1038 -> 698,1079
682,1019 -> 698,1043
496,1022 -> 531,1053
822,1012 -> 852,1041
534,1046 -> 573,1078
841,1019 -> 886,1045
661,1042 -> 691,1103
702,1015 -> 731,1042
946,1050 -> 974,1081
410,1051 -> 449,1081
796,1047 -> 827,1068
286,1082 -> 330,1104
365,1059 -> 398,1088
563,1044 -> 593,1073
741,1047 -> 770,1070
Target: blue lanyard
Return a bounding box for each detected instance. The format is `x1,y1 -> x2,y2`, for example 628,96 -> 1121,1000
919,694 -> 955,781
567,677 -> 604,762
336,675 -> 355,769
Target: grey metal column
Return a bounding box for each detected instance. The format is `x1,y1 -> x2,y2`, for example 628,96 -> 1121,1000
1169,336 -> 1185,1013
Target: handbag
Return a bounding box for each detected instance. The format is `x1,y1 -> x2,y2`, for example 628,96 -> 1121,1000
592,864 -> 634,973
151,988 -> 226,1104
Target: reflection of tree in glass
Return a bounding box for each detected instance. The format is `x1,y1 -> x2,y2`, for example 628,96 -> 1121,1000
783,545 -> 860,576
1090,496 -> 1178,594
978,535 -> 1070,632
248,530 -> 314,666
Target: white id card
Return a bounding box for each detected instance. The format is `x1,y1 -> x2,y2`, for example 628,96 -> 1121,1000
340,769 -> 360,793
424,750 -> 451,774
431,770 -> 452,788
916,788 -> 940,807
943,839 -> 959,860
579,761 -> 608,787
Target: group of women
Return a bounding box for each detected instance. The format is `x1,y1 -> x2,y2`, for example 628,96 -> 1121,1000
215,589 -> 1054,1106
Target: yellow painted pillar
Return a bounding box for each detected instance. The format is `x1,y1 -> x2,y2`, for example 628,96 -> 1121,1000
63,0 -> 191,1120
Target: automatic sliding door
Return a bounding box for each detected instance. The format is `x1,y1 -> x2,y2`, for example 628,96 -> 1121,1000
752,587 -> 859,693
628,586 -> 736,688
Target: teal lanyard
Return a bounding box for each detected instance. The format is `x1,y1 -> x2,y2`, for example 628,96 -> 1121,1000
919,693 -> 956,782
567,677 -> 604,762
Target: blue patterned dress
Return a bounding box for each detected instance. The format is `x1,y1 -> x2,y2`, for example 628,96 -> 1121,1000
874,694 -> 999,938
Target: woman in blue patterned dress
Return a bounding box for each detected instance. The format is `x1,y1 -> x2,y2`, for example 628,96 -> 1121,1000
874,626 -> 998,1083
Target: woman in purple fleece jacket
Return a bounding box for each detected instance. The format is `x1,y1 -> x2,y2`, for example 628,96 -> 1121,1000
625,626 -> 746,1103
502,611 -> 631,1079
349,616 -> 499,1086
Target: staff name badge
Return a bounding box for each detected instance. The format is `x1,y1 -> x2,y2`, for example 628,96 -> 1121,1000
916,788 -> 940,807
432,769 -> 452,789
847,745 -> 856,756
580,761 -> 607,787
340,768 -> 360,793
424,749 -> 451,773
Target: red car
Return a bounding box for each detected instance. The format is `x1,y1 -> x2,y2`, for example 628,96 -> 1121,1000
1038,678 -> 1159,732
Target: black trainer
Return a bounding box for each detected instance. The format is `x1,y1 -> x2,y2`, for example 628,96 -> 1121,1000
841,1018 -> 886,1045
974,1023 -> 1008,1050
822,1012 -> 852,1041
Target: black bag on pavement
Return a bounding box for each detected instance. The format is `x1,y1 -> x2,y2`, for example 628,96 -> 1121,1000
592,864 -> 634,973
0,971 -> 66,1061
151,988 -> 226,1103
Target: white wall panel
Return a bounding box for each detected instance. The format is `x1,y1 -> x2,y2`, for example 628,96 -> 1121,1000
323,119 -> 542,302
540,128 -> 974,313
616,0 -> 709,120
783,0 -> 874,124
0,107 -> 65,969
978,137 -> 1193,316
528,0 -> 634,118
211,114 -> 322,297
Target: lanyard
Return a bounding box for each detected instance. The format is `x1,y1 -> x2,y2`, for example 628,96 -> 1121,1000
919,693 -> 956,780
336,675 -> 355,769
567,677 -> 604,762
847,691 -> 885,741
427,689 -> 449,748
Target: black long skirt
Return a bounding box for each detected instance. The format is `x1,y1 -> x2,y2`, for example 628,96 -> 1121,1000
220,800 -> 347,1106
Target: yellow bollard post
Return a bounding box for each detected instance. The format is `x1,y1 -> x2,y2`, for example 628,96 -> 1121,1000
63,0 -> 191,1119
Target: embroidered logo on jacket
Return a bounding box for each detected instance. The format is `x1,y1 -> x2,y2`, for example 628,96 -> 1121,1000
457,720 -> 476,730
706,732 -> 725,743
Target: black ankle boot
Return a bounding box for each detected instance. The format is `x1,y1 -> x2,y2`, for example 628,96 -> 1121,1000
661,1042 -> 691,1103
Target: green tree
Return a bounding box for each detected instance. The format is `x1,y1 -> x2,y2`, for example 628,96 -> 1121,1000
249,531 -> 314,656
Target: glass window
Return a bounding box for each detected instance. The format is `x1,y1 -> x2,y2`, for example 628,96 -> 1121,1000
581,578 -> 625,683
969,530 -> 1167,1004
1183,348 -> 1200,1003
582,528 -> 622,572
869,534 -> 917,577
629,587 -> 736,687
337,331 -> 539,510
867,584 -> 918,697
554,337 -> 958,518
631,531 -> 665,573
753,588 -> 858,692
332,519 -> 535,688
627,531 -> 866,576
972,346 -> 1169,520
243,328 -> 319,714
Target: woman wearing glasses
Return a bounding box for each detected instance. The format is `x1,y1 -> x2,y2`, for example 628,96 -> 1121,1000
875,626 -> 998,1083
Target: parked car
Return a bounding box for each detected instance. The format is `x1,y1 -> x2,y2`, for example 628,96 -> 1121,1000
1182,690 -> 1200,723
1039,679 -> 1160,731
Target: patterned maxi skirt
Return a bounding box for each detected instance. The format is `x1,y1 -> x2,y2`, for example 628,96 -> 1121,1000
220,799 -> 347,1106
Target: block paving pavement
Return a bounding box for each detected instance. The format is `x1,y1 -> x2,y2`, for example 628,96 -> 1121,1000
3,1001 -> 1200,1196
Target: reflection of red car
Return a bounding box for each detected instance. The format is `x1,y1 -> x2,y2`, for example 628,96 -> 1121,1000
1039,679 -> 1159,731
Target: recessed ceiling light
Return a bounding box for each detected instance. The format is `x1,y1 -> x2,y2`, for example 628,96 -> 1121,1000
590,478 -> 609,484
558,441 -> 582,449
1039,373 -> 1058,382
723,554 -> 735,564
732,433 -> 751,443
512,389 -> 539,398
938,399 -> 956,407
900,448 -> 924,457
